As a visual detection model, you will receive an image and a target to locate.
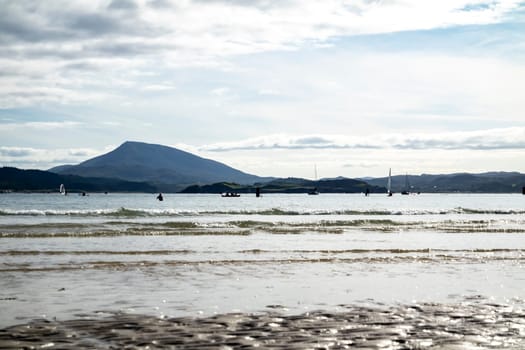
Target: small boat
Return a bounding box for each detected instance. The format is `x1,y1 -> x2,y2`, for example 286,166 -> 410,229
387,169 -> 392,196
308,187 -> 319,195
59,184 -> 67,195
221,192 -> 240,197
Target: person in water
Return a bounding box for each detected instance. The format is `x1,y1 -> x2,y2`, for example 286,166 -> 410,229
156,193 -> 163,201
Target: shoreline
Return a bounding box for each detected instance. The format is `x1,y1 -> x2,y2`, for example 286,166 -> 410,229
1,301 -> 524,349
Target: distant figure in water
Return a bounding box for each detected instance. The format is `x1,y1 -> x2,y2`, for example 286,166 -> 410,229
156,193 -> 163,201
365,188 -> 370,196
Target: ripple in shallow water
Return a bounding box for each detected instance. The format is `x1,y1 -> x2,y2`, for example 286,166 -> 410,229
1,302 -> 524,349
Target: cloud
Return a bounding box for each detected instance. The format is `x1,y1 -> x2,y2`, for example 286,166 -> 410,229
68,148 -> 96,157
108,0 -> 138,11
0,147 -> 35,157
2,1 -> 522,60
390,128 -> 525,150
257,89 -> 282,96
0,0 -> 523,108
68,13 -> 122,37
211,87 -> 231,96
343,162 -> 379,169
200,127 -> 525,151
147,0 -> 173,9
294,136 -> 332,145
141,84 -> 176,91
0,121 -> 83,131
0,146 -> 103,169
199,134 -> 379,151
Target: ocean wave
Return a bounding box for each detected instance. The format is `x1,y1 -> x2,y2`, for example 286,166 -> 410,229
0,208 -> 196,217
453,207 -> 525,214
2,254 -> 525,272
2,248 -> 523,256
0,230 -> 251,238
2,218 -> 525,237
1,207 -> 525,217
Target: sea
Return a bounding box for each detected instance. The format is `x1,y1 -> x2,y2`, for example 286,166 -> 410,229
1,192 -> 525,348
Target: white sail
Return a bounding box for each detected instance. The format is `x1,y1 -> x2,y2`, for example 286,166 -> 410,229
308,164 -> 319,195
59,184 -> 66,195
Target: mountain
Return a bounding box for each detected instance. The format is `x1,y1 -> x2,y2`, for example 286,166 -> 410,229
181,177 -> 386,194
0,167 -> 156,193
361,172 -> 525,193
49,141 -> 272,191
48,164 -> 75,173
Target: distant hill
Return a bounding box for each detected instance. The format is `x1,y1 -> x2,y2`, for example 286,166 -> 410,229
48,164 -> 75,173
0,167 -> 156,193
361,172 -> 525,193
49,141 -> 273,191
181,177 -> 386,194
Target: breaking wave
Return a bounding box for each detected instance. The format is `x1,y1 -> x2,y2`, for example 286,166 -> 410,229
2,248 -> 524,256
1,207 -> 525,217
2,253 -> 525,272
2,217 -> 525,238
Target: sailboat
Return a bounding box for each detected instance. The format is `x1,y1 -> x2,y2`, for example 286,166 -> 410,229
59,184 -> 66,195
387,169 -> 393,196
401,174 -> 410,195
308,164 -> 319,195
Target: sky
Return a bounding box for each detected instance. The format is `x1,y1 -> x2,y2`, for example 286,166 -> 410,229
1,0 -> 524,179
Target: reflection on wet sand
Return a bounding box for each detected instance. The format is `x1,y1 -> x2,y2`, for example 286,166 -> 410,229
1,301 -> 524,349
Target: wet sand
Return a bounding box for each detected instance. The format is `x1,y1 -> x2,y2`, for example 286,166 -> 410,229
1,301 -> 524,349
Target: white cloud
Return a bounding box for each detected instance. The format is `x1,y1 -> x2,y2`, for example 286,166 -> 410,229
1,0 -> 523,107
201,127 -> 525,151
141,84 -> 176,92
0,147 -> 35,157
0,121 -> 83,131
258,89 -> 281,96
2,128 -> 524,178
0,146 -> 102,169
1,0 -> 524,177
210,87 -> 231,97
220,52 -> 525,132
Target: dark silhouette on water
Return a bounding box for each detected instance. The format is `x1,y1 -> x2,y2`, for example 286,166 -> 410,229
156,193 -> 163,201
221,192 -> 240,197
308,187 -> 319,195
256,187 -> 261,197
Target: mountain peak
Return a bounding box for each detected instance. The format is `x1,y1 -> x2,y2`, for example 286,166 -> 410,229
120,140 -> 154,147
50,141 -> 270,191
117,140 -> 162,150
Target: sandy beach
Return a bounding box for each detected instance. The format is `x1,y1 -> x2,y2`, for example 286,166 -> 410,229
2,300 -> 525,349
